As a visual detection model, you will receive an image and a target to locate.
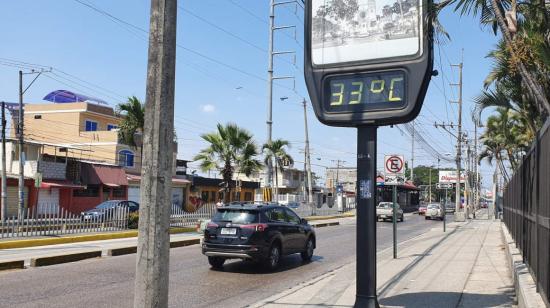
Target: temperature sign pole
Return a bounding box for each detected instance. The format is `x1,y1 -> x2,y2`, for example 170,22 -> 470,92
304,0 -> 433,306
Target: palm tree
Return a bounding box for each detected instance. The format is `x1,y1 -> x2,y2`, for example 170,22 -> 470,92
194,123 -> 262,203
116,96 -> 145,148
262,139 -> 293,199
448,0 -> 550,114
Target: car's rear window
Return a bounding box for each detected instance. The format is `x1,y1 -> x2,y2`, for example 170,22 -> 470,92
428,205 -> 439,209
378,203 -> 392,208
212,209 -> 259,224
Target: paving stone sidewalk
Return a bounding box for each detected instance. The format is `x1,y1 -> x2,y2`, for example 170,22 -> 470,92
250,217 -> 516,308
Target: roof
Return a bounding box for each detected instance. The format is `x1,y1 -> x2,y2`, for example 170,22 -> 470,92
126,174 -> 190,185
192,176 -> 260,189
220,203 -> 281,211
81,163 -> 128,186
43,90 -> 108,105
4,138 -> 91,151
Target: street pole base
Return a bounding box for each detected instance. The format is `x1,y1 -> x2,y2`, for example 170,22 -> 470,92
454,211 -> 466,222
354,295 -> 380,308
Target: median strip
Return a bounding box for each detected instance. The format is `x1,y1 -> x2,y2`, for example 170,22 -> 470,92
0,227 -> 196,250
30,251 -> 102,267
0,260 -> 25,271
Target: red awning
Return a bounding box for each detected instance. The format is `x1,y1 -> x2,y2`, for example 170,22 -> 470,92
82,164 -> 128,186
40,180 -> 86,189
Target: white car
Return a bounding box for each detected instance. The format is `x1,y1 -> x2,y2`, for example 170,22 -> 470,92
425,203 -> 445,220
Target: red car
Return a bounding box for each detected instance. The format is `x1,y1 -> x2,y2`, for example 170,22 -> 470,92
418,205 -> 427,215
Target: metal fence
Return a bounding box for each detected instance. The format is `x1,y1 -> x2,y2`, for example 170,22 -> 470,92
502,120 -> 550,306
0,203 -> 219,239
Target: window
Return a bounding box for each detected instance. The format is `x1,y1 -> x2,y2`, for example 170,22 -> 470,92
285,209 -> 301,225
107,124 -> 118,131
118,150 -> 135,167
73,185 -> 99,197
201,191 -> 209,202
112,187 -> 125,198
85,120 -> 98,131
266,208 -> 286,223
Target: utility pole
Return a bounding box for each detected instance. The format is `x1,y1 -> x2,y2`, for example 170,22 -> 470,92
303,100 -> 314,211
265,0 -> 297,195
1,102 -> 6,222
428,167 -> 432,203
411,121 -> 415,182
331,159 -> 345,192
18,70 -> 24,220
133,0 -> 177,307
450,53 -> 464,220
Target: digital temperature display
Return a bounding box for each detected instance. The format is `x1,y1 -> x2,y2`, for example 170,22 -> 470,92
324,71 -> 407,112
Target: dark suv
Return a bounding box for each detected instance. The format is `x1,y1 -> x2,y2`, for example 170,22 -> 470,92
202,204 -> 316,270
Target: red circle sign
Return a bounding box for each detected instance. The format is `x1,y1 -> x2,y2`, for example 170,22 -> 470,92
385,156 -> 404,174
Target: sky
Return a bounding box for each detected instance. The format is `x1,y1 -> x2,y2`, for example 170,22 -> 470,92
0,0 -> 499,190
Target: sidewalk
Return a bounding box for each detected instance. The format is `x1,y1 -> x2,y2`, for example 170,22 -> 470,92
250,217 -> 516,308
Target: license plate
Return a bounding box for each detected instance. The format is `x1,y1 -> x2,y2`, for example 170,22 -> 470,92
220,228 -> 237,235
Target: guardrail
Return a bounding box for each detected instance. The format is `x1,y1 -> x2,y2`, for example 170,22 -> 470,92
502,120 -> 550,306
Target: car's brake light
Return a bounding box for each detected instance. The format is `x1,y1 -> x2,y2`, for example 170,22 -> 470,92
241,223 -> 268,232
206,222 -> 219,229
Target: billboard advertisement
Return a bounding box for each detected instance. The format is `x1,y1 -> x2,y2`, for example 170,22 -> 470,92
438,171 -> 465,184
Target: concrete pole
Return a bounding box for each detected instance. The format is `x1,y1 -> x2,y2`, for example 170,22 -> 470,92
452,59 -> 463,216
265,0 -> 275,193
428,167 -> 432,203
1,102 -> 7,222
18,70 -> 25,220
133,1 -> 177,307
303,100 -> 313,209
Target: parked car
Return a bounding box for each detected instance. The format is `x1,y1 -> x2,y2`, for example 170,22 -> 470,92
418,205 -> 427,215
376,202 -> 404,222
445,203 -> 455,213
81,200 -> 139,220
202,203 -> 316,270
425,203 -> 445,220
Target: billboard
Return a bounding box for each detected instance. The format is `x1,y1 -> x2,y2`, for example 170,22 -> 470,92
438,171 -> 465,184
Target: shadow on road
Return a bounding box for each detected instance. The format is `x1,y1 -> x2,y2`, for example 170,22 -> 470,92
211,255 -> 325,274
380,291 -> 515,308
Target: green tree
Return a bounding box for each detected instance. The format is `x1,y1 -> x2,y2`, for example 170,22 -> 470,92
448,0 -> 550,114
262,139 -> 293,198
317,0 -> 359,28
116,96 -> 145,148
193,123 -> 262,202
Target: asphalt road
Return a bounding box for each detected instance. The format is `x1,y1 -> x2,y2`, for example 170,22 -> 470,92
0,213 -> 452,308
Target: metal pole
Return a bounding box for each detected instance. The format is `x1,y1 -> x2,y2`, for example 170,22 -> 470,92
303,100 -> 314,211
355,126 -> 379,308
133,0 -> 177,307
18,70 -> 25,220
392,185 -> 397,259
1,102 -> 6,222
411,121 -> 414,182
265,0 -> 275,191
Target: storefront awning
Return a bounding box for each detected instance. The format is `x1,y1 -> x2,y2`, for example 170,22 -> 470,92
81,164 -> 128,186
40,180 -> 86,189
127,174 -> 190,186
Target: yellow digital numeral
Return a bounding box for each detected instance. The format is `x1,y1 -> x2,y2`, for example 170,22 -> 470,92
330,83 -> 345,106
370,80 -> 385,94
349,82 -> 363,105
389,77 -> 404,102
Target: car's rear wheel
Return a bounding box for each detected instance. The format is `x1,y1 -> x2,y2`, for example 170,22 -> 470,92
264,244 -> 281,270
400,215 -> 404,222
301,237 -> 314,262
208,256 -> 225,269
425,216 -> 430,220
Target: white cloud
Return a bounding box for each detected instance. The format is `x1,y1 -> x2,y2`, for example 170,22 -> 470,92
200,104 -> 216,113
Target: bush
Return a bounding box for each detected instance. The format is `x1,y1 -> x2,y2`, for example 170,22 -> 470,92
128,212 -> 139,229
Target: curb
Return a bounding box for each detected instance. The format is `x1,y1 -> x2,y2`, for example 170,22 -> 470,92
305,213 -> 355,222
312,221 -> 340,228
501,222 -> 546,308
0,260 -> 25,271
30,251 -> 102,267
0,227 -> 196,250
